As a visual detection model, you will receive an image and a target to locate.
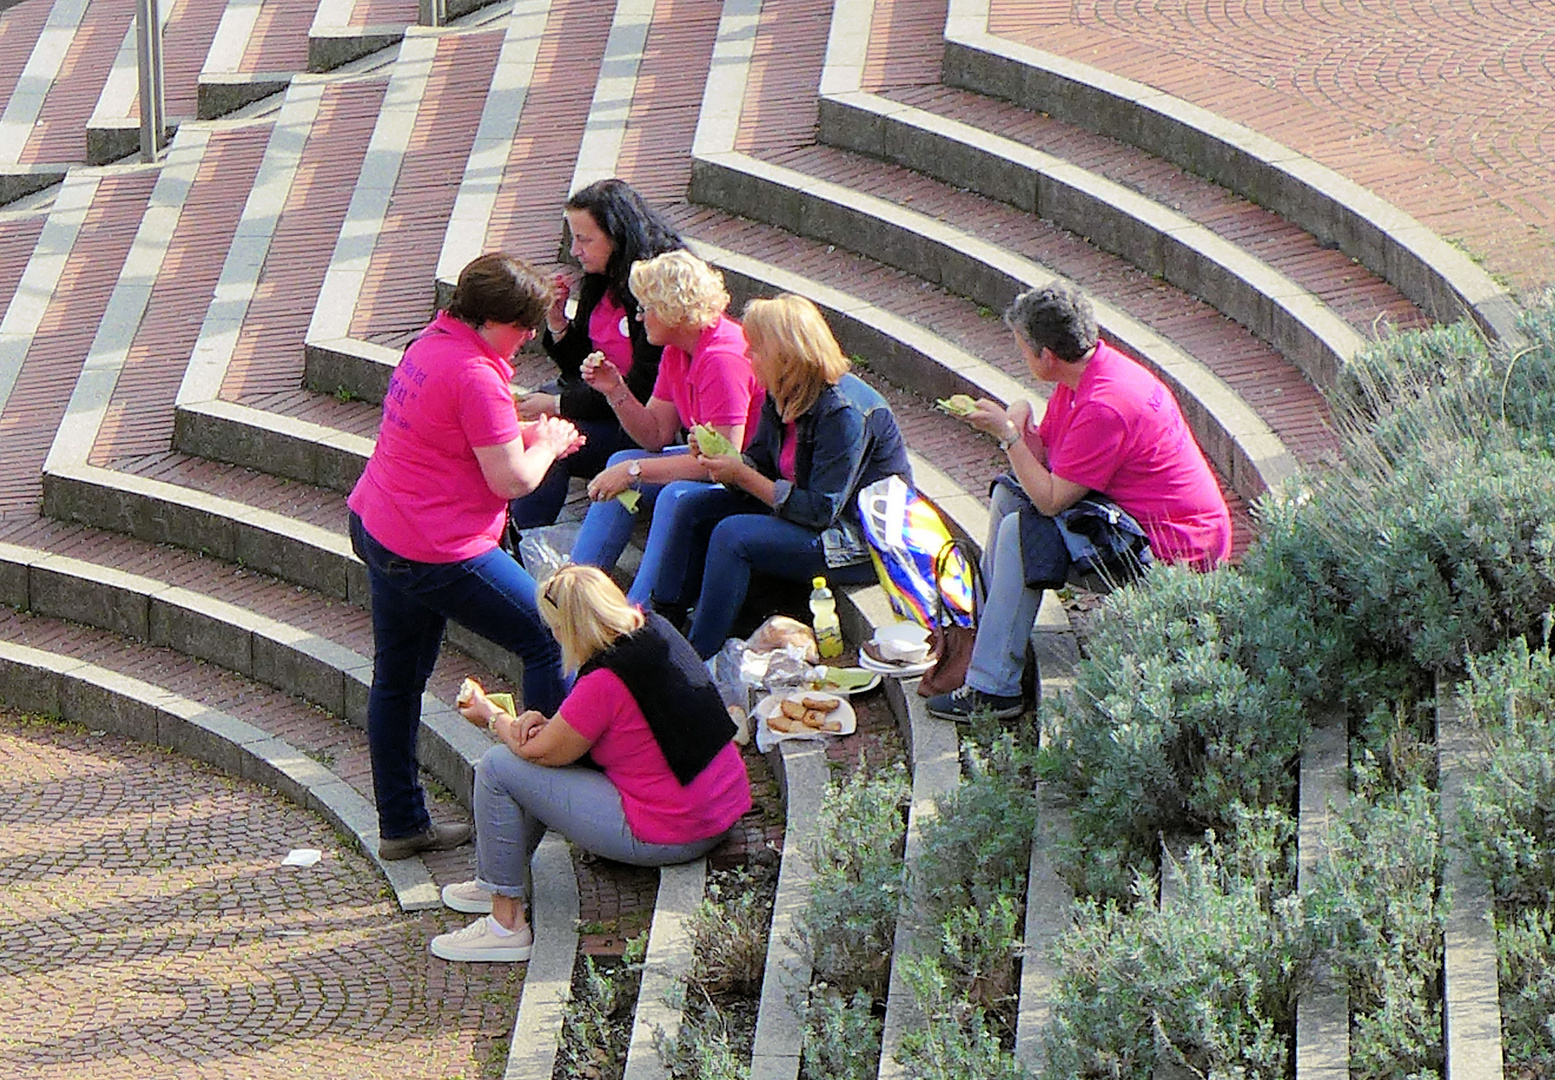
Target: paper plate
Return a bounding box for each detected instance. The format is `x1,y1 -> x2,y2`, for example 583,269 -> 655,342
858,651 -> 936,678
754,689 -> 857,743
809,668 -> 882,696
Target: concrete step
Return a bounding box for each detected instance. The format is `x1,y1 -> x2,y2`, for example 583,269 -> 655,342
818,83 -> 1419,391
943,9 -> 1526,351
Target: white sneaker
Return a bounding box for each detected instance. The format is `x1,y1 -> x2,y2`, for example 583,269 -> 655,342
430,916 -> 534,963
441,880 -> 494,914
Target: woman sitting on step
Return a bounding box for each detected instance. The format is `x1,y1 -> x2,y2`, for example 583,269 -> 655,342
431,564 -> 751,963
568,250 -> 763,581
507,179 -> 686,532
348,253 -> 584,863
633,293 -> 912,658
928,280 -> 1231,723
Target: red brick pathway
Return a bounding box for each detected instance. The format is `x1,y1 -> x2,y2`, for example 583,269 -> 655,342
988,0 -> 1555,291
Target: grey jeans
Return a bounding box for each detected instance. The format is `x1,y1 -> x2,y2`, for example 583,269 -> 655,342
964,483 -> 1044,698
473,744 -> 727,901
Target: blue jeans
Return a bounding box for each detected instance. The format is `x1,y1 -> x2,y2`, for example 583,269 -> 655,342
569,446 -> 689,573
507,416 -> 632,530
686,512 -> 877,658
474,745 -> 726,902
626,480 -> 750,607
349,513 -> 567,840
965,483 -> 1044,697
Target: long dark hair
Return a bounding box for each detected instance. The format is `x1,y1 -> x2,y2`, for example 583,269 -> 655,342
566,179 -> 684,305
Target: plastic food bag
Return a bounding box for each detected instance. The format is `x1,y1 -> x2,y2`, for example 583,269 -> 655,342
518,531 -> 571,580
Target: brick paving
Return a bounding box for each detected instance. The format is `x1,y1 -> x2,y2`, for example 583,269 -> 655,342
0,711 -> 522,1080
1,0 -> 1542,1073
988,0 -> 1555,292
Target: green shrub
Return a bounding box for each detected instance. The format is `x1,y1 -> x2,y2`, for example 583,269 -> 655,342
1454,632 -> 1555,1070
1303,439 -> 1555,670
916,732 -> 1038,925
1041,806 -> 1302,1078
1041,567 -> 1309,899
685,866 -> 772,998
1305,761 -> 1444,1079
897,951 -> 1031,1080
1458,632 -> 1555,907
801,985 -> 882,1080
797,761 -> 909,1001
1494,906 -> 1555,1073
556,932 -> 648,1080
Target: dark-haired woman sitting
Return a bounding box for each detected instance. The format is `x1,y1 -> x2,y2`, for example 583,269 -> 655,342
507,178 -> 685,530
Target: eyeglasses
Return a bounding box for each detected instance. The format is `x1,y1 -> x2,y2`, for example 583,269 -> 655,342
542,576 -> 561,609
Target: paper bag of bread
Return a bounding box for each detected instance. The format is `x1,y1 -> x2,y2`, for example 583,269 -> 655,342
745,615 -> 819,665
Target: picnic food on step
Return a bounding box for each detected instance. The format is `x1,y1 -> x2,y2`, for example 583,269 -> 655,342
935,393 -> 977,417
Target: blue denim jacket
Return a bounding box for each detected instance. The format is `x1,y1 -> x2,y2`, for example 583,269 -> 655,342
743,374 -> 912,567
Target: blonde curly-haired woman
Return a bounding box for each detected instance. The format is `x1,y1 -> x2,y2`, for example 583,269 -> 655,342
568,250 -> 763,576
430,564 -> 751,963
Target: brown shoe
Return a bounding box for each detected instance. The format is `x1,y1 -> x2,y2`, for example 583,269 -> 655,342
379,822 -> 472,861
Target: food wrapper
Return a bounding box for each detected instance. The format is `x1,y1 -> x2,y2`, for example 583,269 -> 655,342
935,393 -> 977,417
616,489 -> 641,513
690,423 -> 737,458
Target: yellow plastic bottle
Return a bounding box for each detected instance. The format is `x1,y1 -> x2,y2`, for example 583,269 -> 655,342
809,576 -> 844,659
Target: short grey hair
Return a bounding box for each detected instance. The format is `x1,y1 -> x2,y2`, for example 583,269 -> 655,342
1003,281 -> 1098,362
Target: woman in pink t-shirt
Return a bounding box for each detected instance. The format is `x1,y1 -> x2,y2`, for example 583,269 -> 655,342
507,179 -> 686,530
569,250 -> 763,575
928,281 -> 1230,723
347,253 -> 584,863
428,565 -> 751,964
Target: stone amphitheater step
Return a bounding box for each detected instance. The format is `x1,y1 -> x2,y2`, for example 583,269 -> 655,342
818,83 -> 1433,387
941,11 -> 1526,351
692,142 -> 1323,498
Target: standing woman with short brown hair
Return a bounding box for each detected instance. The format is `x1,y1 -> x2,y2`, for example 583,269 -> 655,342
348,252 -> 584,862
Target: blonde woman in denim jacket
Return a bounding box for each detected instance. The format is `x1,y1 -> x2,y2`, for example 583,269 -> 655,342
630,293 -> 912,657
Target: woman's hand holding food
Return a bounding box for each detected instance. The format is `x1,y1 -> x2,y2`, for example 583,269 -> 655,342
529,414 -> 584,460
581,352 -> 626,400
697,449 -> 749,488
546,272 -> 575,335
586,461 -> 634,501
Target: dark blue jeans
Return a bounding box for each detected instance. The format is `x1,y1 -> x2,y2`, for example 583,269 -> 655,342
349,513 -> 567,840
507,416 -> 632,530
685,511 -> 877,659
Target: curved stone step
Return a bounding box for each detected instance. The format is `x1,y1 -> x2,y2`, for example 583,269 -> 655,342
0,529 -> 500,810
504,830 -> 582,1080
686,153 -> 1302,499
687,0 -> 1300,504
818,87 -> 1372,392
0,625 -> 458,912
941,0 -> 1525,351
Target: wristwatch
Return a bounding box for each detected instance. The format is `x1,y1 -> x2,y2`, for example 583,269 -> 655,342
998,424 -> 1020,452
627,460 -> 643,488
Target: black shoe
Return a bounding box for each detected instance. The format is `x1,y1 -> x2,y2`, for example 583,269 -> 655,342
378,822 -> 472,861
925,685 -> 1024,722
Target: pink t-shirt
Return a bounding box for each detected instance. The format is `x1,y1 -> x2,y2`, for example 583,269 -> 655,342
347,312 -> 521,562
560,668 -> 753,845
588,290 -> 635,376
777,420 -> 798,482
650,315 -> 764,448
1036,341 -> 1231,567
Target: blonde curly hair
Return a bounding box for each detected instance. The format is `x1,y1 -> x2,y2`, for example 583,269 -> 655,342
628,250 -> 730,331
